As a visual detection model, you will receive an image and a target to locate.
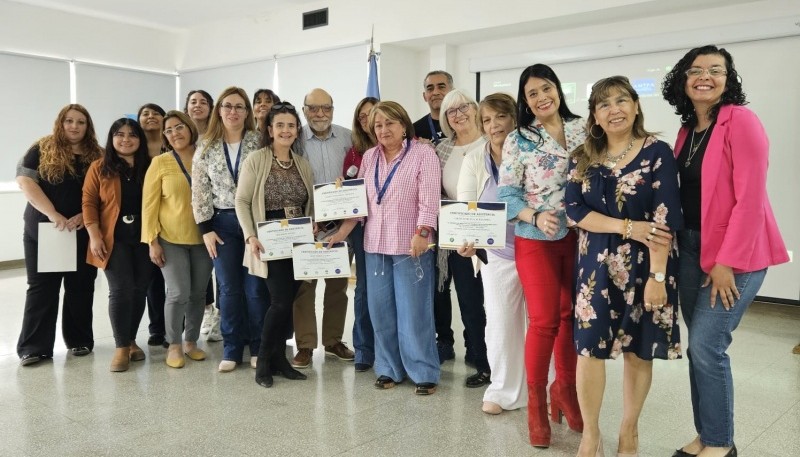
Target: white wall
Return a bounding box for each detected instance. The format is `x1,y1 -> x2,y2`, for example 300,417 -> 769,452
0,191 -> 28,262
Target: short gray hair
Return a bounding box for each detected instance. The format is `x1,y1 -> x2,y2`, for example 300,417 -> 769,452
439,89 -> 479,139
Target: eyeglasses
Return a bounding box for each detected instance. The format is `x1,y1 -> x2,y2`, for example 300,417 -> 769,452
163,123 -> 187,136
358,113 -> 369,122
221,104 -> 247,113
304,104 -> 333,114
271,103 -> 297,112
685,67 -> 727,78
445,103 -> 471,118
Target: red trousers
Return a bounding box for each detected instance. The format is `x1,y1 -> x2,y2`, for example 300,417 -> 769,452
515,233 -> 577,386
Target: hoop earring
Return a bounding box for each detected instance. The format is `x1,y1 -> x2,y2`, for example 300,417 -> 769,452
402,131 -> 407,138
589,124 -> 605,140
525,106 -> 532,115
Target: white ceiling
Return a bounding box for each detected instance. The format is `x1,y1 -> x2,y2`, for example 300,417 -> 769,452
5,0 -> 320,31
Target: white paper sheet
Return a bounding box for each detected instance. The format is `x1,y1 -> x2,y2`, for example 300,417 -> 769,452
37,222 -> 77,272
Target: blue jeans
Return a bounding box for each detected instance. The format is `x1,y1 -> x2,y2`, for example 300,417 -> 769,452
349,223 -> 374,365
678,229 -> 767,447
365,251 -> 439,384
212,210 -> 270,362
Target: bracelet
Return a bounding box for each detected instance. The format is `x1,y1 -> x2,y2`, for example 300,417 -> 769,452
532,212 -> 539,226
622,218 -> 633,240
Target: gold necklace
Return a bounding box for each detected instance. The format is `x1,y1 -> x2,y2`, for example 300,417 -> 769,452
603,137 -> 635,168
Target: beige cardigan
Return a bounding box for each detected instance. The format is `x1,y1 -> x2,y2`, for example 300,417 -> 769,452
234,147 -> 315,278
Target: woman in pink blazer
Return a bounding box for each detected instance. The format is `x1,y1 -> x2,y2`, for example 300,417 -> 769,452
662,45 -> 788,457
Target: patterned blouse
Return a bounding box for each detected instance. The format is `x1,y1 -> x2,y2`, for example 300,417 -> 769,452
263,159 -> 308,213
191,130 -> 261,233
497,117 -> 586,241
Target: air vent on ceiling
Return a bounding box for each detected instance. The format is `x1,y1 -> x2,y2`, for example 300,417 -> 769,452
303,8 -> 328,30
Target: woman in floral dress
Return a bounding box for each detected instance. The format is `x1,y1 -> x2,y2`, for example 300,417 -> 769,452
565,76 -> 682,457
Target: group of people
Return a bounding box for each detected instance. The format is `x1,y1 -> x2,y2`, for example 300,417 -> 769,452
14,44 -> 788,457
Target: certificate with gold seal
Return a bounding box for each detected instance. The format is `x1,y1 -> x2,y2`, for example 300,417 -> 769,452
438,200 -> 507,249
313,178 -> 368,222
257,217 -> 314,261
291,242 -> 352,279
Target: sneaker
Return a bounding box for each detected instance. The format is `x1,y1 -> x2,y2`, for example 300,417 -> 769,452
291,348 -> 313,368
325,342 -> 355,361
437,342 -> 455,364
20,354 -> 45,367
200,306 -> 213,335
207,311 -> 222,342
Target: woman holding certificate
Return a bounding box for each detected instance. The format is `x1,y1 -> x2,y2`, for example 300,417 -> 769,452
497,64 -> 585,448
192,87 -> 269,373
235,102 -> 313,388
142,111 -> 213,368
434,89 -> 491,389
16,104 -> 103,366
329,101 -> 441,395
83,118 -> 152,372
456,92 -> 526,414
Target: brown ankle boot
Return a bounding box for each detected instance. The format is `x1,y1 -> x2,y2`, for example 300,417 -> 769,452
110,348 -> 130,372
549,381 -> 584,432
528,383 -> 551,448
129,341 -> 146,361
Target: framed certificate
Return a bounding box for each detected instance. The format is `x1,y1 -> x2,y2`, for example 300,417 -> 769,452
313,178 -> 368,222
438,200 -> 508,249
257,217 -> 314,261
291,242 -> 352,279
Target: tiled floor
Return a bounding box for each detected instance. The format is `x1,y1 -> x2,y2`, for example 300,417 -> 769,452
0,267 -> 798,457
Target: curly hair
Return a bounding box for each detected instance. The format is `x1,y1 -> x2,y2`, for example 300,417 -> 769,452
662,45 -> 747,127
101,118 -> 150,183
38,104 -> 103,184
571,76 -> 655,182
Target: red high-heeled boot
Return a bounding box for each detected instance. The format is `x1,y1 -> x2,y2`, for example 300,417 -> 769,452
549,381 -> 584,432
528,383 -> 551,448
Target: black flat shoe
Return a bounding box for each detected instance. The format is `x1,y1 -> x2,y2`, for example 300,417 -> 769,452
271,356 -> 307,380
71,347 -> 91,357
20,354 -> 43,366
256,374 -> 273,388
465,371 -> 491,388
354,363 -> 372,372
147,335 -> 165,346
724,445 -> 737,457
672,449 -> 697,457
374,375 -> 398,389
414,382 -> 437,395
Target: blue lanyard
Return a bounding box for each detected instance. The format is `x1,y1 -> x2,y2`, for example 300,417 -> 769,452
490,158 -> 499,184
426,114 -> 441,145
223,141 -> 242,184
171,151 -> 191,186
374,141 -> 410,205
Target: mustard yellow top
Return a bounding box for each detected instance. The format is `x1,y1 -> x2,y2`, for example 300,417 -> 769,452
141,152 -> 202,245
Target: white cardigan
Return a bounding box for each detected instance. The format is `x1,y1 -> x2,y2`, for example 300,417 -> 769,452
455,141 -> 494,275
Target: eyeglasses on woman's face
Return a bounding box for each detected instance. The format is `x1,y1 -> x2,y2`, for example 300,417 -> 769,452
445,103 -> 471,118
220,103 -> 247,113
163,123 -> 187,137
685,66 -> 727,78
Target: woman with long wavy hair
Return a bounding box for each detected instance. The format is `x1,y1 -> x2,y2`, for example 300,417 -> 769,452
82,118 -> 152,371
16,104 -> 103,366
192,86 -> 270,372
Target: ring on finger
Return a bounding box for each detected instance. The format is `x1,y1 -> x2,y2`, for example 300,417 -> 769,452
650,226 -> 657,234
646,234 -> 653,241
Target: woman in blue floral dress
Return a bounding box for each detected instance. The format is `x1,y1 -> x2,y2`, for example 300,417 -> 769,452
565,76 -> 682,457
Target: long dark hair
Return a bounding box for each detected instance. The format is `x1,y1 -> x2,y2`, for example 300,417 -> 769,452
262,102 -> 303,153
101,118 -> 150,182
183,90 -> 214,119
516,63 -> 580,143
662,45 -> 747,127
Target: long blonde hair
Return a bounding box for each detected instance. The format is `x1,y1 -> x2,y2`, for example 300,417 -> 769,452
37,104 -> 103,183
571,76 -> 655,182
201,86 -> 256,148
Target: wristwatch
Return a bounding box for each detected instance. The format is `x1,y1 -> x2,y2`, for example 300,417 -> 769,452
649,271 -> 666,283
415,226 -> 431,238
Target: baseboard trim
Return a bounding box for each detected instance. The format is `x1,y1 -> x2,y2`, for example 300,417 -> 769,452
0,259 -> 24,270
756,295 -> 799,306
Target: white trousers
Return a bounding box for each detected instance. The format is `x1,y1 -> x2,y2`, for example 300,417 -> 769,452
480,252 -> 527,410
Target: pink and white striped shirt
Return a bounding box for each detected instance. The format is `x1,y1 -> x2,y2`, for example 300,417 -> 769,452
358,139 -> 440,255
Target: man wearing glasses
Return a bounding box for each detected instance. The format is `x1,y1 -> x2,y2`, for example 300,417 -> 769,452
292,88 -> 355,369
412,70 -> 454,145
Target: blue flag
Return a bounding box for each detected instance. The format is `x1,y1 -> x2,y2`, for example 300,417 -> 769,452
366,51 -> 380,99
